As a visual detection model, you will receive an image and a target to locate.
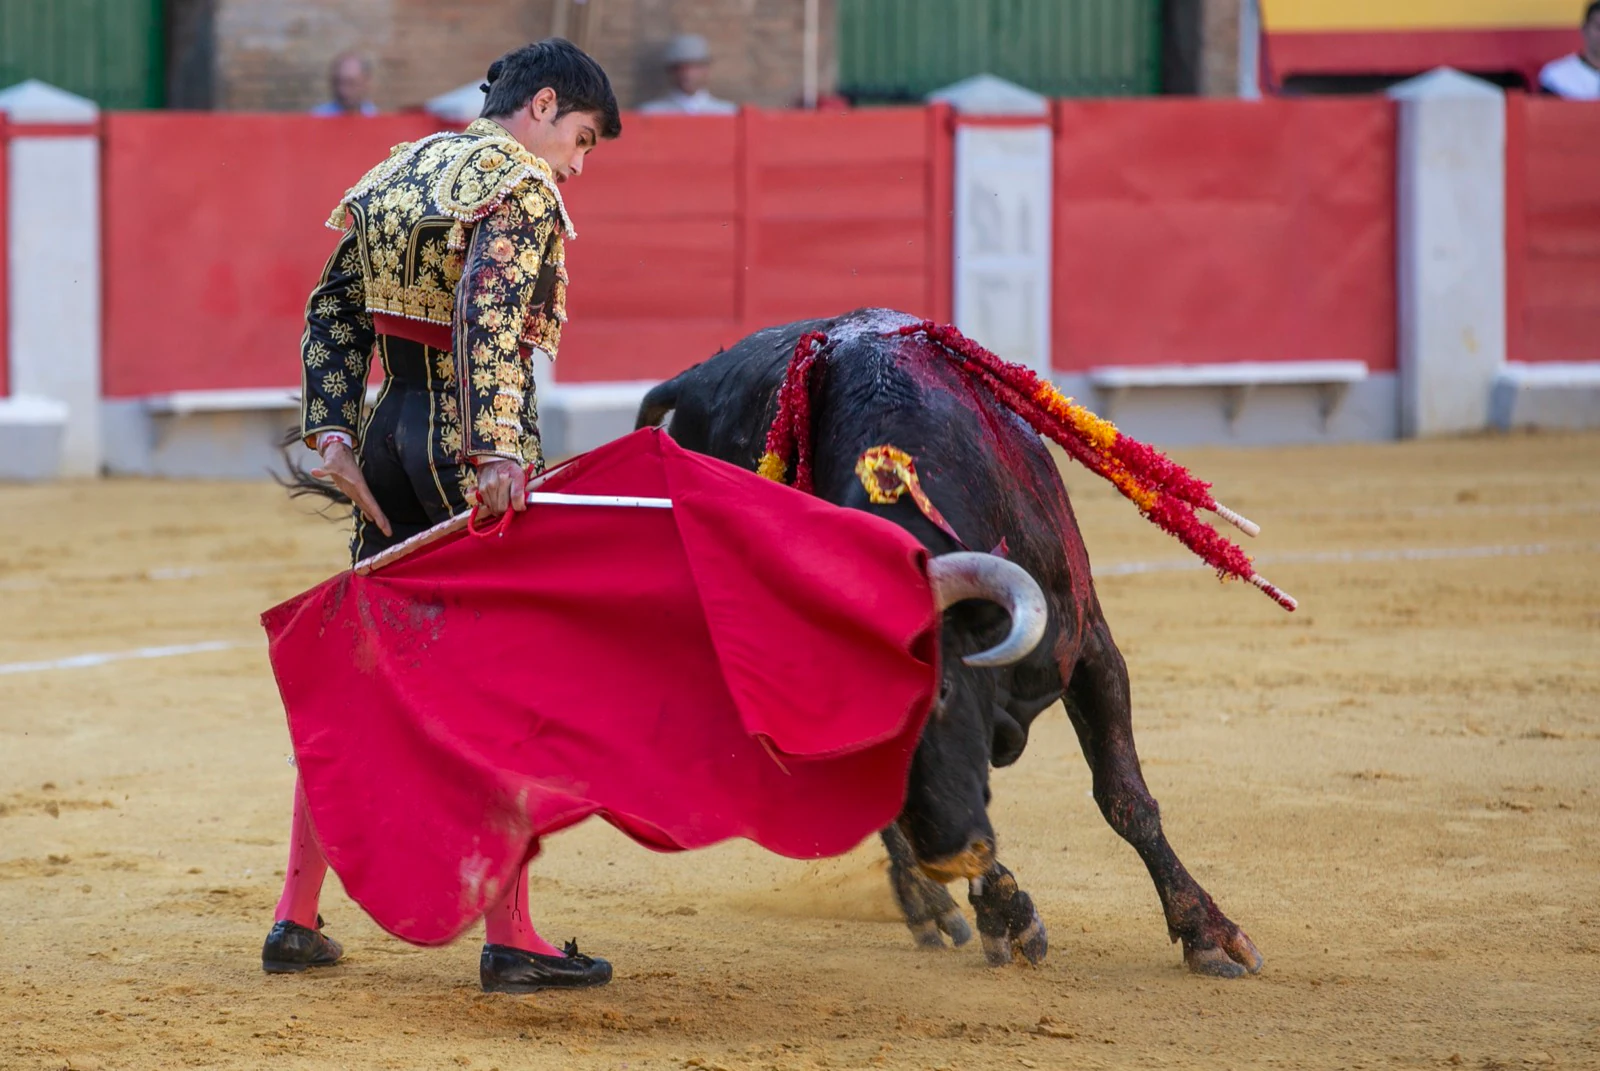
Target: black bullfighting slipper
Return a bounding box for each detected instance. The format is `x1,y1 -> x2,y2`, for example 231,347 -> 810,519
261,917 -> 344,974
480,940 -> 613,994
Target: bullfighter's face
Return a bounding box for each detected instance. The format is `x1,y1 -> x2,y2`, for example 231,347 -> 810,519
520,87 -> 603,183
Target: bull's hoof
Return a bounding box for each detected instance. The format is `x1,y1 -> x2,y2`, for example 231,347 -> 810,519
938,908 -> 973,948
909,908 -> 973,950
971,870 -> 1047,968
1012,910 -> 1048,965
980,931 -> 1014,966
909,919 -> 946,949
1183,929 -> 1263,978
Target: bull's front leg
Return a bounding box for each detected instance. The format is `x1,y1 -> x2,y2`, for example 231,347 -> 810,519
968,861 -> 1048,966
881,826 -> 972,949
1065,621 -> 1263,978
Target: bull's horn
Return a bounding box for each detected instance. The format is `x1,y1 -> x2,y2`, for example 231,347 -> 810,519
927,553 -> 1048,668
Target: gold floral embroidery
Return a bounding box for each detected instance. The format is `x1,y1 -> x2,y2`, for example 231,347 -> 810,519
300,229 -> 372,442
456,464 -> 479,505
312,119 -> 572,460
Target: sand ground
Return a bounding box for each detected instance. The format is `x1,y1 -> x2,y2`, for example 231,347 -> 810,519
1,432 -> 1597,1071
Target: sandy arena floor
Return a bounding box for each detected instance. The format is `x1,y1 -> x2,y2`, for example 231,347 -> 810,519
1,432 -> 1597,1071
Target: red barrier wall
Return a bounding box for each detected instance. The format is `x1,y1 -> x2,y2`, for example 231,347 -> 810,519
102,108 -> 953,394
1051,98 -> 1397,374
102,114 -> 443,398
557,106 -> 951,381
1506,95 -> 1600,364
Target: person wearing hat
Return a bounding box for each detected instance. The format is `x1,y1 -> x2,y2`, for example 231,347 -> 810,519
639,33 -> 738,115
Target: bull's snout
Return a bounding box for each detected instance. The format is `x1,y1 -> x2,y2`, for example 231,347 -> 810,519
915,835 -> 996,883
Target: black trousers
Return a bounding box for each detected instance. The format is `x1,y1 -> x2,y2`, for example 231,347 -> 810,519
349,337 -> 474,564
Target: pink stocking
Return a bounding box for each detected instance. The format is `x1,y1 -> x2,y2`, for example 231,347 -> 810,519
273,776 -> 328,929
483,861 -> 562,956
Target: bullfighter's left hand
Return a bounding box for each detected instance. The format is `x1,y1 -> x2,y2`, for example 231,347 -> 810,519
474,458 -> 529,518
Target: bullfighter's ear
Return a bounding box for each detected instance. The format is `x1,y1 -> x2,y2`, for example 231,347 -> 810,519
990,537 -> 1010,560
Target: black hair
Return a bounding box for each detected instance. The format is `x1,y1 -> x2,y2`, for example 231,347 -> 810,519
480,38 -> 622,139
1589,0 -> 1600,24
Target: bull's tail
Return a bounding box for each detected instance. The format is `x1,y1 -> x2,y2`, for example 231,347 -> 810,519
634,373 -> 689,430
273,424 -> 353,513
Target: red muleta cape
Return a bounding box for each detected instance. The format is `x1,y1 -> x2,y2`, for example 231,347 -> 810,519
262,429 -> 940,945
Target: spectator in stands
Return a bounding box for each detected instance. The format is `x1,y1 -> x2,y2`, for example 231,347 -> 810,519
1538,1 -> 1600,99
310,50 -> 379,116
639,33 -> 737,114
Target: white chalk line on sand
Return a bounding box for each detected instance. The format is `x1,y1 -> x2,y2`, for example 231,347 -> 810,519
2,540 -> 1595,678
1095,540 -> 1600,577
0,640 -> 259,677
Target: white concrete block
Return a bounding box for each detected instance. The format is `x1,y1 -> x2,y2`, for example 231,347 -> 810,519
2,82 -> 101,476
928,74 -> 1049,117
1489,362 -> 1600,430
541,381 -> 657,459
0,394 -> 68,480
1389,69 -> 1507,438
0,80 -> 98,122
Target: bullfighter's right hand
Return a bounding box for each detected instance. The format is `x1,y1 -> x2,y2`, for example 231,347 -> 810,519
312,439 -> 393,538
473,458 -> 529,519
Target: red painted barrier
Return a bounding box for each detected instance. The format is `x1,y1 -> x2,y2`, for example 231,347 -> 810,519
1051,98 -> 1397,374
557,106 -> 952,382
102,108 -> 953,393
1506,95 -> 1600,364
102,113 -> 443,398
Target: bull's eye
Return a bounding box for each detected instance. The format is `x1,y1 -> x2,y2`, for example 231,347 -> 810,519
938,678 -> 953,703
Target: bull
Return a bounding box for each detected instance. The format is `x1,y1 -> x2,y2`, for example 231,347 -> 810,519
635,308 -> 1263,977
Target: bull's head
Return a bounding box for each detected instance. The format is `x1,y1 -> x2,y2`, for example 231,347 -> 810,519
902,553 -> 1047,882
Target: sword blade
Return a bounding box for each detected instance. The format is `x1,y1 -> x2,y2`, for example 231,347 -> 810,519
353,491 -> 674,575
525,492 -> 672,509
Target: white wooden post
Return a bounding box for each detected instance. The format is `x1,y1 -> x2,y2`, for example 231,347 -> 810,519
931,75 -> 1054,376
1389,69 -> 1506,438
0,80 -> 102,477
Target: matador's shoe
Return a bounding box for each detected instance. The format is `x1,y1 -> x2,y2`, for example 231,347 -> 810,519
480,940 -> 613,994
261,917 -> 344,974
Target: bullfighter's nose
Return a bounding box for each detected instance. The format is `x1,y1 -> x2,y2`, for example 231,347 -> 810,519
916,835 -> 996,883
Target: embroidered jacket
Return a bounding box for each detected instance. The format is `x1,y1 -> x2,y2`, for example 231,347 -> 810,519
299,118 -> 574,463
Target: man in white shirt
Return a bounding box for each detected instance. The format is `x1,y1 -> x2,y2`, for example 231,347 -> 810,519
1539,1 -> 1600,100
309,51 -> 380,116
638,33 -> 738,115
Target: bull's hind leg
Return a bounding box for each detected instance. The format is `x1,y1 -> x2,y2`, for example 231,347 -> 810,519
1063,620 -> 1263,978
881,826 -> 972,949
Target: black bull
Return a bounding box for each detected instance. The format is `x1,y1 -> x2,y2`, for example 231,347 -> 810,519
635,309 -> 1263,977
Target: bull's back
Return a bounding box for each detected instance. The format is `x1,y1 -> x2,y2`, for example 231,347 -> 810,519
638,308 -> 1100,636
637,317 -> 832,467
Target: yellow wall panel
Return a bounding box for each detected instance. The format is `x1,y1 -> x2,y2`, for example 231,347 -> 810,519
1261,0 -> 1580,33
